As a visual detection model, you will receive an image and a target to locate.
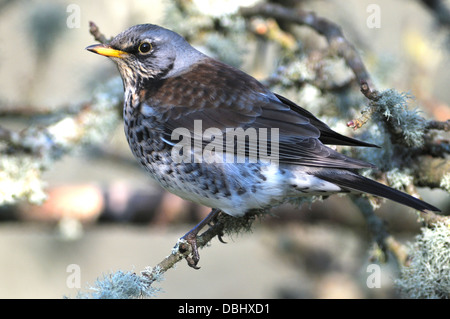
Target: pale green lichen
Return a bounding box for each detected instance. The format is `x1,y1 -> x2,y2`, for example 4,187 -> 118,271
0,156 -> 48,205
76,269 -> 163,299
395,222 -> 450,299
375,89 -> 426,148
296,84 -> 330,116
386,168 -> 413,191
440,173 -> 450,193
283,60 -> 315,84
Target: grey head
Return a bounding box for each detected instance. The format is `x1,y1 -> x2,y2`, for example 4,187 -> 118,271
87,24 -> 206,89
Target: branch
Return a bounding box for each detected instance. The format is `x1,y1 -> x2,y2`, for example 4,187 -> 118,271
346,81 -> 380,129
89,21 -> 111,44
239,3 -> 385,132
240,2 -> 449,146
0,103 -> 56,117
75,211 -> 259,298
425,119 -> 450,131
0,78 -> 123,205
144,210 -> 257,280
240,2 -> 374,89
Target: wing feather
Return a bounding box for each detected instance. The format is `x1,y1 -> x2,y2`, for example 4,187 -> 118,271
145,58 -> 376,169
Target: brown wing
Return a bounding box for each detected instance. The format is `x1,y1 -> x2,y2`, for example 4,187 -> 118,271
142,58 -> 375,169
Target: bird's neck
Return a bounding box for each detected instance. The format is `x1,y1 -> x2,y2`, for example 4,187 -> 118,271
122,81 -> 166,128
123,85 -> 138,123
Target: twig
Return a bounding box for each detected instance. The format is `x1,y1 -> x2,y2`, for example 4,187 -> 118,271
346,81 -> 383,129
0,104 -> 56,117
425,119 -> 450,131
385,235 -> 410,266
141,211 -> 255,282
89,21 -> 111,44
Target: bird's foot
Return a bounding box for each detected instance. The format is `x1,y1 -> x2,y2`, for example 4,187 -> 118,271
179,208 -> 222,269
180,230 -> 201,269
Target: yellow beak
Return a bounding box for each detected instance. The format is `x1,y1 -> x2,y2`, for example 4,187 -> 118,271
86,44 -> 127,58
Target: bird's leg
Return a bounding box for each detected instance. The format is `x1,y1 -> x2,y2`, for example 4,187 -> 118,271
181,208 -> 222,269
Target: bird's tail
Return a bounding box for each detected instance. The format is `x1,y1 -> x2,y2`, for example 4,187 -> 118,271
315,170 -> 440,213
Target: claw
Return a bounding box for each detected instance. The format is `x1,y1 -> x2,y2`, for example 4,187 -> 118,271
217,230 -> 227,244
179,208 -> 221,269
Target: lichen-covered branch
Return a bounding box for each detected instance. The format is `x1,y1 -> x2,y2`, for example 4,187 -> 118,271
0,78 -> 123,205
239,2 -> 374,89
75,210 -> 259,298
242,2 -> 448,186
239,2 -> 449,157
144,210 -> 257,277
425,119 -> 450,131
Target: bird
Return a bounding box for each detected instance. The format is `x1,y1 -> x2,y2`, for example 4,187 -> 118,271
86,24 -> 440,268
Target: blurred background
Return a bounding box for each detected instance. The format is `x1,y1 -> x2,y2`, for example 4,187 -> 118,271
0,0 -> 448,298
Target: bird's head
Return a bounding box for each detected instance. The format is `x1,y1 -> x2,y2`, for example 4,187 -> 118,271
86,24 -> 204,89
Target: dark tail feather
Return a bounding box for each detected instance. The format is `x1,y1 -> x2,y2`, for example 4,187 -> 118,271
316,171 -> 440,213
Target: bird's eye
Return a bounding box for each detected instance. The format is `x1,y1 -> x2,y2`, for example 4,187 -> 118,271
138,41 -> 152,54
